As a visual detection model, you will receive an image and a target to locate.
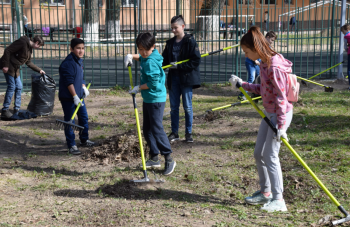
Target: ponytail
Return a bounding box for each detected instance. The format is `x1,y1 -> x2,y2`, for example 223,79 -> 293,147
171,15 -> 185,25
240,26 -> 277,68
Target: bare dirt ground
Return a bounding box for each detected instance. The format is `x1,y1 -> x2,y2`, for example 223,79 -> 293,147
0,80 -> 349,226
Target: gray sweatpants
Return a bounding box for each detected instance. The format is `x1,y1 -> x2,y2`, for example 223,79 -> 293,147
254,110 -> 293,200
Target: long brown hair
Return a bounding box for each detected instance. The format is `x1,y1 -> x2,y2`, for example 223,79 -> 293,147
240,26 -> 277,67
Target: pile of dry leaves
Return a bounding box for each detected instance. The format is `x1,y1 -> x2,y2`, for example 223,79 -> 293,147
83,132 -> 147,165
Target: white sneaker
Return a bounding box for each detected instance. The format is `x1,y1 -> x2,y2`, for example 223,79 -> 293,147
68,145 -> 81,155
260,199 -> 288,212
80,140 -> 95,147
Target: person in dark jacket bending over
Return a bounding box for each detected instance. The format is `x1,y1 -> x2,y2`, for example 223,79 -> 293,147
59,38 -> 95,155
0,35 -> 45,119
163,15 -> 201,143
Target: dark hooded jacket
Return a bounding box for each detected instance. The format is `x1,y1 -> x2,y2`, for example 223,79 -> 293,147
0,36 -> 42,78
162,33 -> 201,89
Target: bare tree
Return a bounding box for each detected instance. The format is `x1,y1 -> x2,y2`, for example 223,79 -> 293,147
83,0 -> 99,44
105,0 -> 121,40
196,0 -> 226,40
12,0 -> 24,40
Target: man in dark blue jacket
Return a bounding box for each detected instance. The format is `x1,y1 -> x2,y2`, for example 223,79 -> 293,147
59,38 -> 95,155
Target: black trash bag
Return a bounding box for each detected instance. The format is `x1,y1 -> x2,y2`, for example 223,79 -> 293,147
27,74 -> 56,116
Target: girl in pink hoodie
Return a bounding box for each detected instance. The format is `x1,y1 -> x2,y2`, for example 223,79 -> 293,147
229,26 -> 293,212
341,24 -> 350,88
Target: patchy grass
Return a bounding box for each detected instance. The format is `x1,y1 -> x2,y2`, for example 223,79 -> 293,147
0,83 -> 350,226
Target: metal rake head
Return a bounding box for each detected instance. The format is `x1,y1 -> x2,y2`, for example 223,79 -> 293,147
325,86 -> 333,92
55,119 -> 84,134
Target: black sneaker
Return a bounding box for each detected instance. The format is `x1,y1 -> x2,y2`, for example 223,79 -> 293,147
1,109 -> 12,119
185,133 -> 194,143
13,109 -> 19,115
163,160 -> 176,175
139,159 -> 161,168
80,140 -> 95,147
68,145 -> 81,155
168,132 -> 179,142
238,95 -> 247,101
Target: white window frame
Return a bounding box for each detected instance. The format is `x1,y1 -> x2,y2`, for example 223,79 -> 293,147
40,0 -> 65,6
122,0 -> 137,7
0,0 -> 11,4
79,0 -> 103,8
1,0 -> 24,5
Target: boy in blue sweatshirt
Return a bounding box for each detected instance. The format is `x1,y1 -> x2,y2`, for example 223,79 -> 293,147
124,32 -> 176,175
59,38 -> 95,155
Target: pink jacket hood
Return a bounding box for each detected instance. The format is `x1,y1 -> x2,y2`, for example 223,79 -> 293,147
261,54 -> 293,74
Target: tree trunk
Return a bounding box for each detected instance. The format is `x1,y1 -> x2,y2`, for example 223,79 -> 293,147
83,0 -> 99,45
105,0 -> 121,40
12,0 -> 24,40
176,0 -> 182,15
196,0 -> 226,41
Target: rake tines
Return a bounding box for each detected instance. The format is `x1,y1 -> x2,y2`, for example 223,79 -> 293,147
55,119 -> 84,134
325,86 -> 333,92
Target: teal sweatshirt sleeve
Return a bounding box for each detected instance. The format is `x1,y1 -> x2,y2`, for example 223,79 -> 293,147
143,59 -> 161,89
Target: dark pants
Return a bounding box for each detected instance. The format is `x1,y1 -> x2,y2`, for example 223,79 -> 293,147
290,24 -> 295,31
348,54 -> 350,85
60,100 -> 89,148
143,102 -> 172,157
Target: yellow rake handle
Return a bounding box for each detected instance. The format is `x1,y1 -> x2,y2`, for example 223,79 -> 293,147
211,96 -> 262,112
237,85 -> 341,207
128,64 -> 134,88
296,76 -> 329,88
308,62 -> 343,80
162,44 -> 240,70
70,82 -> 91,121
128,65 -> 147,171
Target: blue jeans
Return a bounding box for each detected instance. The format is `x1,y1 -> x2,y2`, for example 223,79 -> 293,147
143,102 -> 172,157
265,20 -> 269,31
60,100 -> 89,148
169,75 -> 193,134
3,73 -> 22,110
348,54 -> 350,85
239,62 -> 260,97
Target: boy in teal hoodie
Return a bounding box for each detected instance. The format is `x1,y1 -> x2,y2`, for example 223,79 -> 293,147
124,32 -> 176,176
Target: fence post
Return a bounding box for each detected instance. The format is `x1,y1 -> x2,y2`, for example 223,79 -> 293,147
338,0 -> 346,80
14,0 -> 23,82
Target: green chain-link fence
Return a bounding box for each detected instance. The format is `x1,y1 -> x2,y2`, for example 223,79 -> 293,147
0,0 -> 348,91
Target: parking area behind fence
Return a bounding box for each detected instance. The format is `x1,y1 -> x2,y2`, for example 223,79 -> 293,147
0,0 -> 348,91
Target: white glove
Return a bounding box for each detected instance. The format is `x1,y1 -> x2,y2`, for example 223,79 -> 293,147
129,85 -> 140,94
170,62 -> 177,69
82,86 -> 89,98
124,54 -> 133,68
73,95 -> 84,106
229,75 -> 242,89
276,129 -> 288,142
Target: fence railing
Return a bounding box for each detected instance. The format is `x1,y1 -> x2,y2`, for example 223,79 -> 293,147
0,0 -> 348,91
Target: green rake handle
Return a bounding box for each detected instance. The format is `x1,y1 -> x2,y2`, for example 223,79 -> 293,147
162,44 -> 240,70
237,84 -> 349,217
70,81 -> 92,121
